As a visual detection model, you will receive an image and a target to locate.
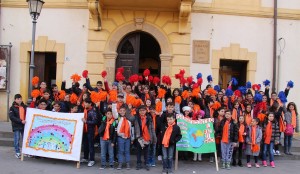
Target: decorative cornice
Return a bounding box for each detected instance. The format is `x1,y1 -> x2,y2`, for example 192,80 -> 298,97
1,1 -> 300,20
0,2 -> 88,9
192,2 -> 300,20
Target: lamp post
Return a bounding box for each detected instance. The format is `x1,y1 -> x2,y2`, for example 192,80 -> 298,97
27,0 -> 44,102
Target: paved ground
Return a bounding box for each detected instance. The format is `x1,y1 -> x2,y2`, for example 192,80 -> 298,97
1,122 -> 300,173
1,146 -> 300,174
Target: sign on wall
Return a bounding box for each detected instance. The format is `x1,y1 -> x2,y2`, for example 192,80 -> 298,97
22,108 -> 84,162
192,40 -> 210,64
176,115 -> 216,153
0,48 -> 8,90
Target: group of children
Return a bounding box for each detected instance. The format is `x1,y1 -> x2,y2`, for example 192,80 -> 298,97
9,69 -> 298,173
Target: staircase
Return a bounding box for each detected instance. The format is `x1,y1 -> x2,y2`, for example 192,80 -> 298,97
0,122 -> 14,147
278,133 -> 300,160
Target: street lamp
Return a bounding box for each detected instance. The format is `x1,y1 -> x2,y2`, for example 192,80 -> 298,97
27,0 -> 44,102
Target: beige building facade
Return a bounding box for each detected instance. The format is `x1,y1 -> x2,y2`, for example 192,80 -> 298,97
0,0 -> 300,121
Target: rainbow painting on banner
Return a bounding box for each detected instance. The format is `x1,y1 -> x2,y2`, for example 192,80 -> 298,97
26,115 -> 77,154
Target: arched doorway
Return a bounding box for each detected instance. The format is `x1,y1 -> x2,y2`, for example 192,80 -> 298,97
116,32 -> 161,79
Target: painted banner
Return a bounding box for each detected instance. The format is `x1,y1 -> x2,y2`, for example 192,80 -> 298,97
176,115 -> 216,153
22,108 -> 84,161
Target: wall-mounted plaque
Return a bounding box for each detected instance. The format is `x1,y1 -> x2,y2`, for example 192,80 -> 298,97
193,40 -> 210,64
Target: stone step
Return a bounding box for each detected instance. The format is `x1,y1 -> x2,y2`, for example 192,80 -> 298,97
279,145 -> 300,152
274,152 -> 300,160
0,137 -> 14,147
0,131 -> 14,138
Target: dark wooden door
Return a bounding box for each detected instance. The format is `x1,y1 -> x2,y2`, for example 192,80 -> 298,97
116,33 -> 140,79
33,52 -> 57,86
34,53 -> 45,82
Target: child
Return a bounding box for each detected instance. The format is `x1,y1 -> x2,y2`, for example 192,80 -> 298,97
244,104 -> 253,126
232,100 -> 243,122
42,89 -> 53,111
50,84 -> 60,101
160,102 -> 177,131
269,101 -> 284,156
284,102 -> 298,155
134,105 -> 157,171
232,115 -> 246,167
9,94 -> 27,159
116,104 -> 135,170
37,99 -> 47,110
148,106 -> 159,167
70,104 -> 78,113
245,118 -> 262,168
161,113 -> 182,174
181,106 -> 192,161
98,109 -> 117,169
52,101 -> 61,112
219,110 -> 238,170
60,93 -> 71,113
213,107 -> 226,163
262,112 -> 280,167
81,98 -> 98,167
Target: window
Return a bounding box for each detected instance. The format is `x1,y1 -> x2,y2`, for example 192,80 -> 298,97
120,40 -> 134,54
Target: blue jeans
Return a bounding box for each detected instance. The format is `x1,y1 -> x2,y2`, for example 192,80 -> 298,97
14,130 -> 24,154
83,132 -> 95,161
221,142 -> 234,163
162,145 -> 174,171
284,135 -> 293,152
117,137 -> 131,164
262,142 -> 274,162
148,143 -> 156,165
100,139 -> 114,166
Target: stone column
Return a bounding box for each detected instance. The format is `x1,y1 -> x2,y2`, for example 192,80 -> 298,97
160,54 -> 173,76
103,52 -> 118,82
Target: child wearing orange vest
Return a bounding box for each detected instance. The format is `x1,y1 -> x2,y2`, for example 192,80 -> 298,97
284,102 -> 298,155
98,109 -> 117,169
81,98 -> 98,167
9,94 -> 27,159
232,100 -> 243,122
270,101 -> 284,156
148,106 -> 159,167
245,118 -> 262,168
161,113 -> 182,174
232,115 -> 246,167
244,104 -> 253,126
134,105 -> 157,171
213,107 -> 226,163
116,104 -> 135,170
219,110 -> 238,170
262,112 -> 280,168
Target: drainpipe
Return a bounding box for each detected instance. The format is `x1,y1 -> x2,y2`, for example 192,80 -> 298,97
272,0 -> 278,93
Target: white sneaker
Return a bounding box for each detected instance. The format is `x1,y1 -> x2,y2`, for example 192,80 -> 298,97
276,150 -> 281,156
158,155 -> 162,161
15,153 -> 21,159
80,159 -> 89,163
193,153 -> 197,161
273,149 -> 278,156
88,161 -> 95,167
198,154 -> 202,161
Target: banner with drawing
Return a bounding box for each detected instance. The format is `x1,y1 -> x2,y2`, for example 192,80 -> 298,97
22,108 -> 84,161
176,115 -> 216,153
